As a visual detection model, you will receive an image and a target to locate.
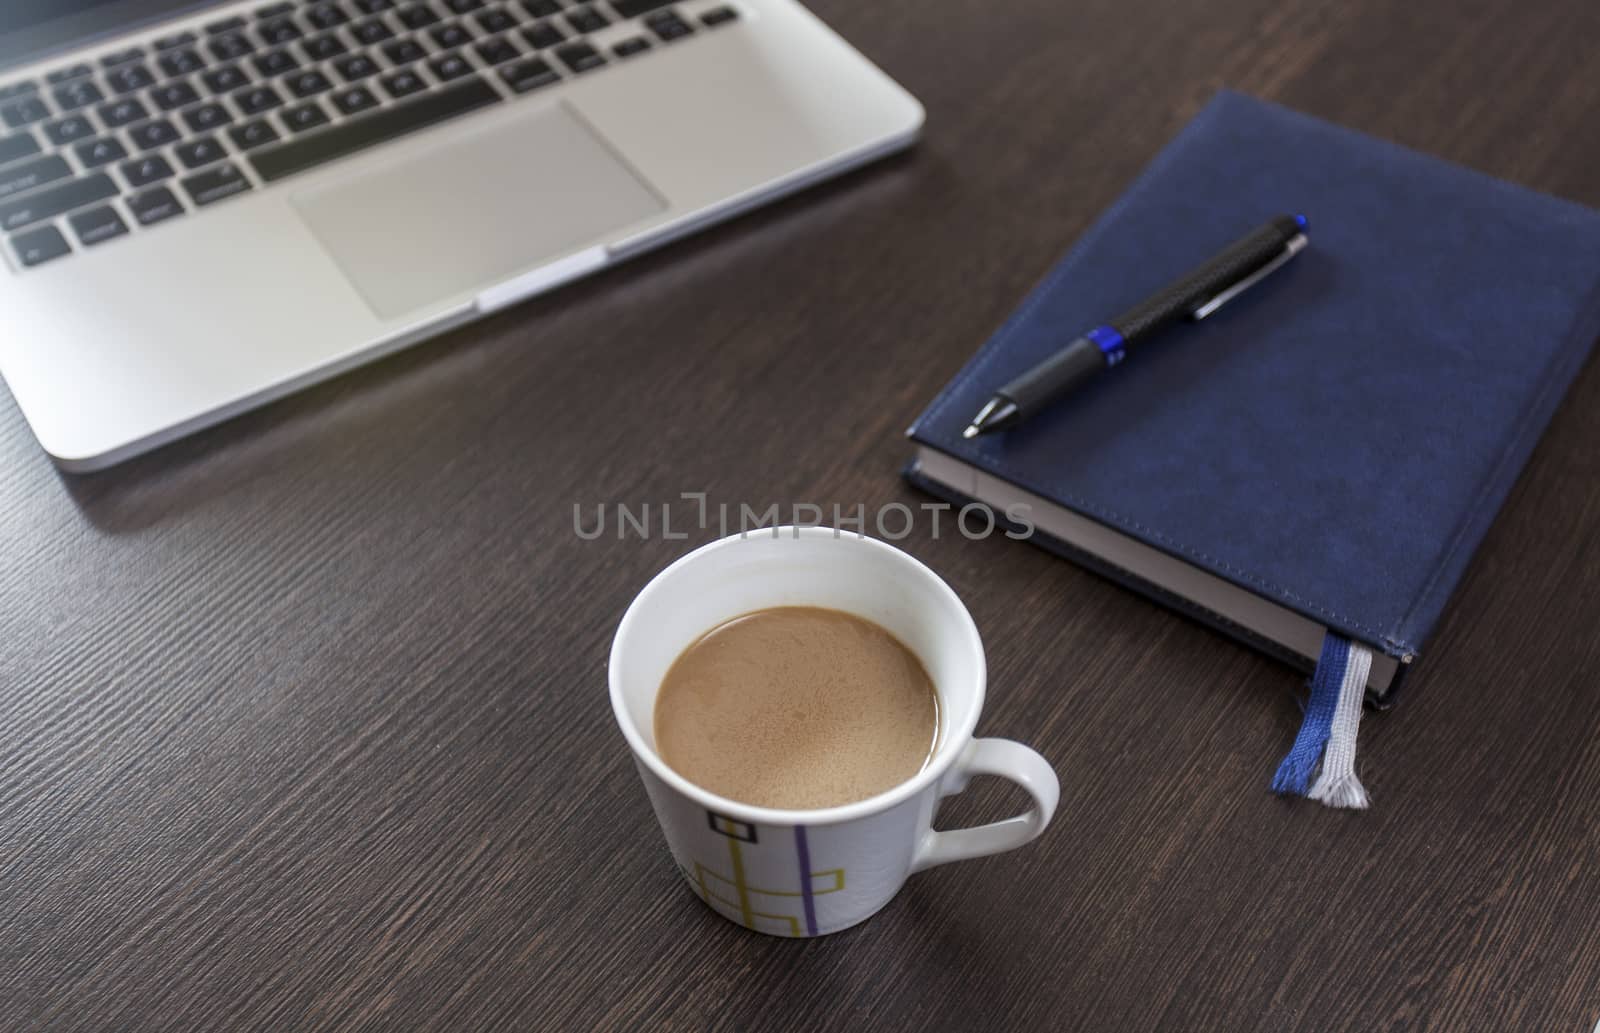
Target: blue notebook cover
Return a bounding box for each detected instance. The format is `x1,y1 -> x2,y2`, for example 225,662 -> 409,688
908,91 -> 1600,687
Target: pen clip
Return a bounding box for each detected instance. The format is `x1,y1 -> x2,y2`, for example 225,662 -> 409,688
1190,233 -> 1308,320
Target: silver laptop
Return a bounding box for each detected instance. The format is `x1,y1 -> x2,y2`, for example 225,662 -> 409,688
0,0 -> 922,470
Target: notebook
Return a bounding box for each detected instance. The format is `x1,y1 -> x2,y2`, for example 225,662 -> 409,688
905,91 -> 1600,706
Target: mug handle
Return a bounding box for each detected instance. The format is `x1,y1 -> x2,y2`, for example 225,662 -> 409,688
910,738 -> 1060,873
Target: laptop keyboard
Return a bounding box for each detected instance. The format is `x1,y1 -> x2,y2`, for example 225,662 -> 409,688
0,0 -> 740,270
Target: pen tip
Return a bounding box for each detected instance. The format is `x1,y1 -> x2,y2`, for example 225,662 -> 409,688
962,424 -> 980,439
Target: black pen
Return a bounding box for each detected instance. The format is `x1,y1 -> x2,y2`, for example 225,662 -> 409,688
962,214 -> 1309,438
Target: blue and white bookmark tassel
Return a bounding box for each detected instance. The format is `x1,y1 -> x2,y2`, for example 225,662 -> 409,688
1271,633 -> 1373,809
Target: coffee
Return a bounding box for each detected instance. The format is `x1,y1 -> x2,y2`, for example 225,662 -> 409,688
653,606 -> 940,810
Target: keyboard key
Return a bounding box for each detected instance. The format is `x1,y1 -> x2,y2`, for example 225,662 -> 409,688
380,69 -> 427,99
182,161 -> 252,205
0,131 -> 40,167
205,15 -> 247,34
121,153 -> 175,187
477,9 -> 517,33
101,47 -> 147,68
305,4 -> 349,29
431,22 -> 474,49
229,118 -> 280,150
158,49 -> 207,78
100,46 -> 146,70
0,81 -> 39,103
333,54 -> 380,82
98,97 -> 150,127
254,2 -> 295,18
476,37 -> 520,65
613,36 -> 650,57
1,97 -> 49,129
645,10 -> 693,40
43,116 -> 95,146
106,64 -> 156,93
176,135 -> 226,168
183,102 -> 232,132
37,114 -> 89,146
257,18 -> 302,45
54,80 -> 104,111
69,204 -> 128,246
129,119 -> 180,150
128,185 -> 184,226
500,57 -> 559,92
210,33 -> 255,62
610,0 -> 673,15
251,77 -> 499,181
700,5 -> 737,26
564,6 -> 608,32
47,64 -> 93,85
0,154 -> 70,200
233,84 -> 284,114
330,84 -> 379,115
302,34 -> 348,61
383,39 -> 428,65
397,4 -> 442,29
353,0 -> 396,11
150,81 -> 201,110
521,21 -> 564,48
74,136 -> 128,168
287,70 -> 333,97
522,0 -> 563,15
350,19 -> 394,45
282,101 -> 330,132
445,0 -> 484,11
202,65 -> 250,94
554,42 -> 605,73
10,224 -> 70,267
0,172 -> 117,231
254,49 -> 300,77
429,52 -> 474,81
153,31 -> 199,51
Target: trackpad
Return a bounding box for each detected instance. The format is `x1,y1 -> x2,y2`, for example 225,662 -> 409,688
293,102 -> 666,320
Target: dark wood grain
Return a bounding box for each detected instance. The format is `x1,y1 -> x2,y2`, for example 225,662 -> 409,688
5,1 -> 1600,1030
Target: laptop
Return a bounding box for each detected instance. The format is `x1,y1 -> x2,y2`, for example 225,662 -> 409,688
0,0 -> 922,470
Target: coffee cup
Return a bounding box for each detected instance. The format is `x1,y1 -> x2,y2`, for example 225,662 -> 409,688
609,526 -> 1059,936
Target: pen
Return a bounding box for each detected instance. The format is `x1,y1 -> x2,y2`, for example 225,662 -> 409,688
962,214 -> 1310,438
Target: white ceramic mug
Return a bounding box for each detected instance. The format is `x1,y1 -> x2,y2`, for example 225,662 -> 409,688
609,526 -> 1060,937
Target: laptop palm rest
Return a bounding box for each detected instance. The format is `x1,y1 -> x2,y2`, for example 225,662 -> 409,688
291,101 -> 667,321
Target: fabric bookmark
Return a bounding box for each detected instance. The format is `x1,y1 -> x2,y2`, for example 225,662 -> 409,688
1271,632 -> 1375,808
1270,633 -> 1348,797
1308,641 -> 1373,809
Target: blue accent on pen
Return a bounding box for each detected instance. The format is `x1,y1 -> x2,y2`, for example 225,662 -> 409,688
1086,324 -> 1126,365
1295,213 -> 1308,230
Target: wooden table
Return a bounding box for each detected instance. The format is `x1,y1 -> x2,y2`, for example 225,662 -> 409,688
5,1 -> 1600,1029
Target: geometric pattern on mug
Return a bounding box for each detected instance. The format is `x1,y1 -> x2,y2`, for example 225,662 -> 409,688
690,814 -> 843,937
706,811 -> 757,843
